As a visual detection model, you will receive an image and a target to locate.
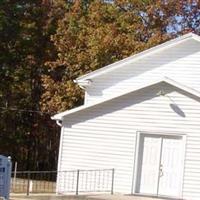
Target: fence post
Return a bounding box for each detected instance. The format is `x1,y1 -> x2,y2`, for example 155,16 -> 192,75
111,168 -> 115,195
76,169 -> 80,195
13,162 -> 17,188
26,171 -> 30,196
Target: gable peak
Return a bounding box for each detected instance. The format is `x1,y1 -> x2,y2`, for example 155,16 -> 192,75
76,32 -> 200,86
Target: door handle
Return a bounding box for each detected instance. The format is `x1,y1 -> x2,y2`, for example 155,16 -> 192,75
159,164 -> 164,177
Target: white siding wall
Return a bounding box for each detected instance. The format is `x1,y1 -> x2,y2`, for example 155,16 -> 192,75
85,39 -> 200,104
57,83 -> 200,200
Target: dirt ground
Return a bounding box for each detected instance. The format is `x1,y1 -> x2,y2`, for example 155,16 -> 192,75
10,194 -> 164,200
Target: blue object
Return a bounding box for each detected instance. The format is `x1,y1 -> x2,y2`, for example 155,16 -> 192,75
0,156 -> 12,200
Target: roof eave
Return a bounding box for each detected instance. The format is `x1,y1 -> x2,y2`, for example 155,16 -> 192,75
76,33 -> 200,82
52,76 -> 200,121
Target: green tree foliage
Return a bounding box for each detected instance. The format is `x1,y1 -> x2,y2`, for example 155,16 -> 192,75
0,0 -> 200,170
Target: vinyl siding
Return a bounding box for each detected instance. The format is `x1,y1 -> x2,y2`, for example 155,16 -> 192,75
57,83 -> 200,200
85,39 -> 200,105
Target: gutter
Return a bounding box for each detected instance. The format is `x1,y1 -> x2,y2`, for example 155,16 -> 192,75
74,79 -> 92,89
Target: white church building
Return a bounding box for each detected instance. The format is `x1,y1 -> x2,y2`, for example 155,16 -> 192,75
52,33 -> 200,200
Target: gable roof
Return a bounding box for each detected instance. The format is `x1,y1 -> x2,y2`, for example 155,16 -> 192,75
76,33 -> 200,86
52,77 -> 200,120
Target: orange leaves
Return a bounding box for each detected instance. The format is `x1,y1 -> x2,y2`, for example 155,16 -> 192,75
41,0 -> 200,114
42,0 -> 169,113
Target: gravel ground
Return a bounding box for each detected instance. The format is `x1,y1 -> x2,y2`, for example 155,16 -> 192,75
10,194 -> 165,200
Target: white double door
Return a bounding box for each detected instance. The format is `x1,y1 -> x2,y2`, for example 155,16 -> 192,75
137,134 -> 183,198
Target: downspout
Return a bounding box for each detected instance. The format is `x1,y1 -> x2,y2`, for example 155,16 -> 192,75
56,120 -> 62,127
55,119 -> 64,194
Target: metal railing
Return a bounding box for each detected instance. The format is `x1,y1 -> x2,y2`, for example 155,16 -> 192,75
11,169 -> 114,195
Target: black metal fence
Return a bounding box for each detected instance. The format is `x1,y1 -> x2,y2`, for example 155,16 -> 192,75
11,169 -> 114,195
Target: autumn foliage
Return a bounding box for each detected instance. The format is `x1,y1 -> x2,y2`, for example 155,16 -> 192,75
0,0 -> 199,170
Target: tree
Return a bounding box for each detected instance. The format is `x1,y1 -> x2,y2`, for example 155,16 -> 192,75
0,0 -> 200,171
41,0 -> 178,113
0,0 -> 60,170
175,1 -> 200,34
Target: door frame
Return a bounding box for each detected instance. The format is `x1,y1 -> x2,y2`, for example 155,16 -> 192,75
132,130 -> 187,199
